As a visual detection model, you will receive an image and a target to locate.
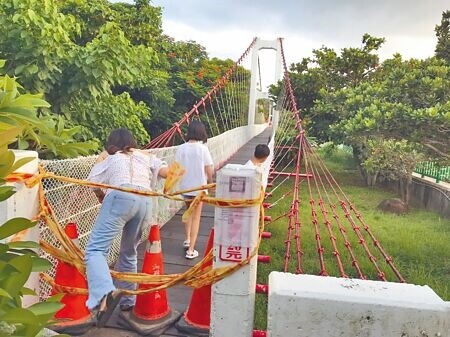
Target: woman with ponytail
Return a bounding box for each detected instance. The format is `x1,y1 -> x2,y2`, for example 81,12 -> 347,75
85,128 -> 168,327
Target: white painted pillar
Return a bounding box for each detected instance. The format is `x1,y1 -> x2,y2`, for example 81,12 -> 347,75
248,38 -> 260,126
271,109 -> 280,133
211,164 -> 262,337
0,150 -> 40,306
268,272 -> 450,337
271,38 -> 283,135
248,38 -> 283,128
274,39 -> 283,84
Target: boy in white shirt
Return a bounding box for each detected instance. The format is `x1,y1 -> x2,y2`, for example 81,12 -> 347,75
245,144 -> 270,168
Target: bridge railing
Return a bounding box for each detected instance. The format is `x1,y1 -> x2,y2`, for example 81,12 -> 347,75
415,161 -> 450,183
37,124 -> 267,299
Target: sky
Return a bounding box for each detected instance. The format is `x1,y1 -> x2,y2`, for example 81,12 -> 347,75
113,0 -> 449,88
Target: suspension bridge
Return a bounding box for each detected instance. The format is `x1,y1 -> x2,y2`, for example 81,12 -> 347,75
6,37 -> 448,337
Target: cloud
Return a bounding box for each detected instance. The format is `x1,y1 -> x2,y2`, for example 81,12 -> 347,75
112,0 -> 448,88
154,0 -> 448,39
153,0 -> 447,60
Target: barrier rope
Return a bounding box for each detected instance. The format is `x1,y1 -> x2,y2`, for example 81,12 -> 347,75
6,166 -> 266,296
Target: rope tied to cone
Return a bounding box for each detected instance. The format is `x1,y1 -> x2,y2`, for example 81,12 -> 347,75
6,164 -> 266,296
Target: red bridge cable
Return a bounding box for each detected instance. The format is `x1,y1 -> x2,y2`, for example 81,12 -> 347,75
306,146 -> 366,279
304,141 -> 389,281
306,142 -> 405,282
301,137 -> 348,278
279,38 -> 306,274
282,33 -> 377,278
146,37 -> 257,148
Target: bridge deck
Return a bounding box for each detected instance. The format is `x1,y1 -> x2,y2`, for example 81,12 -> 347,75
81,127 -> 272,337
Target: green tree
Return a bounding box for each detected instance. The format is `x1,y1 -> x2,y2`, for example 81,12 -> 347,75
0,0 -> 164,144
435,10 -> 450,63
270,34 -> 385,142
0,69 -> 71,337
0,61 -> 97,157
313,55 -> 450,198
363,139 -> 424,203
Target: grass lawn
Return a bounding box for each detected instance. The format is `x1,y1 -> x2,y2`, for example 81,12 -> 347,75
254,149 -> 450,329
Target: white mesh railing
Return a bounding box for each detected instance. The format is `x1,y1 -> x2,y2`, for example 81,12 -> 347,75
38,124 -> 267,299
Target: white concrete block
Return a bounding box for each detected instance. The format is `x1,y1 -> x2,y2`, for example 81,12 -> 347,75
0,150 -> 40,306
211,165 -> 261,337
268,272 -> 450,337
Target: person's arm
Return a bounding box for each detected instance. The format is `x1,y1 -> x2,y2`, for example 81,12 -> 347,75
146,152 -> 168,180
205,165 -> 214,184
93,188 -> 105,203
96,150 -> 108,164
203,145 -> 214,184
158,166 -> 169,178
88,156 -> 109,203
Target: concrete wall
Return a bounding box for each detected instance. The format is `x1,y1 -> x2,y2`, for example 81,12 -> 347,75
268,272 -> 450,337
383,175 -> 450,218
410,175 -> 450,218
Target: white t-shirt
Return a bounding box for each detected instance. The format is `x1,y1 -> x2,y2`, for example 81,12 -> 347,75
244,159 -> 256,168
175,142 -> 213,196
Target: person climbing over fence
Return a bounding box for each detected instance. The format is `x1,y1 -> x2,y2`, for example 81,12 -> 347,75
85,128 -> 168,327
175,120 -> 214,259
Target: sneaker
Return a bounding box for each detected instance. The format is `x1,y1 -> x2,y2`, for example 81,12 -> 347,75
183,240 -> 190,249
119,304 -> 134,312
185,249 -> 199,259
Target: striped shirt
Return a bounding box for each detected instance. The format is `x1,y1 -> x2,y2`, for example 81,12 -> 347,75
88,150 -> 167,193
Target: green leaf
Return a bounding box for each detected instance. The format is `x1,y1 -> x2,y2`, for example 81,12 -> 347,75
0,288 -> 13,299
0,242 -> 8,254
11,156 -> 34,172
18,137 -> 29,150
0,149 -> 15,176
27,64 -> 39,74
30,256 -> 52,272
8,241 -> 40,250
1,307 -> 38,325
0,218 -> 36,240
2,254 -> 32,298
0,125 -> 21,149
20,286 -> 37,296
46,293 -> 64,303
28,301 -> 64,317
0,59 -> 6,68
0,186 -> 16,202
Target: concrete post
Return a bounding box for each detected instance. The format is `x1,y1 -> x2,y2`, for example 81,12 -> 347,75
268,273 -> 450,337
274,39 -> 283,84
271,38 -> 283,136
247,39 -> 260,126
0,150 -> 40,306
248,38 -> 283,127
210,164 -> 262,337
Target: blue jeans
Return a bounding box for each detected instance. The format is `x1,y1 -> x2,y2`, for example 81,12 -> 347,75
85,186 -> 152,309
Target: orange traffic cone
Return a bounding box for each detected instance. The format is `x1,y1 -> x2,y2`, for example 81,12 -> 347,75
175,229 -> 214,336
118,225 -> 181,335
49,223 -> 93,335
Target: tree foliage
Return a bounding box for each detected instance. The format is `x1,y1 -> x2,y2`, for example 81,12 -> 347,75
272,27 -> 450,200
435,10 -> 450,63
0,61 -> 97,158
318,56 -> 450,161
0,0 -> 242,147
0,73 -> 72,337
271,34 -> 385,142
363,139 -> 424,202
